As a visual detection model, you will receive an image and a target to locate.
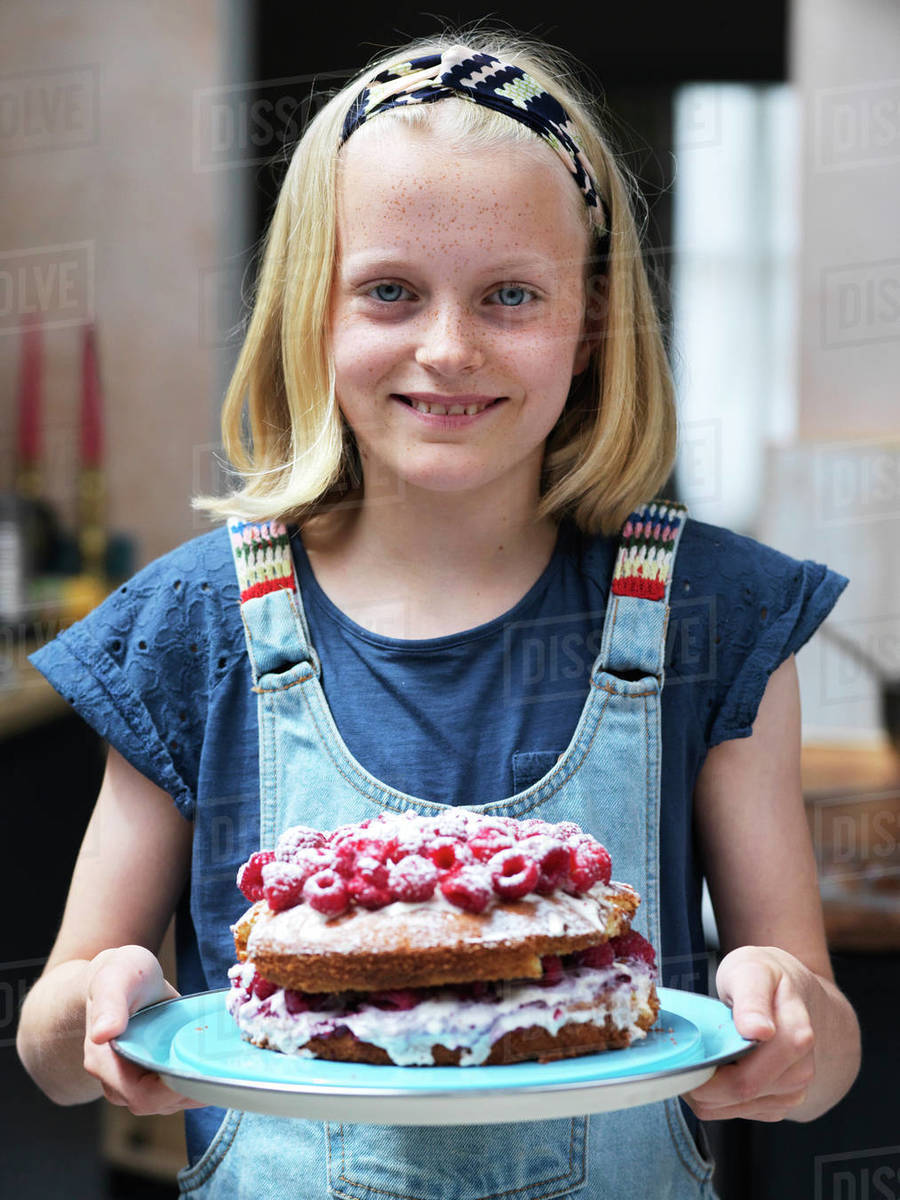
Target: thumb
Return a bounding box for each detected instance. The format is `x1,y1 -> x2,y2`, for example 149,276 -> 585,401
716,953 -> 778,1042
88,947 -> 173,1044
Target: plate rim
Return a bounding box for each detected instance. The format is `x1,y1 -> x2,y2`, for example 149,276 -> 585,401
113,985 -> 755,1100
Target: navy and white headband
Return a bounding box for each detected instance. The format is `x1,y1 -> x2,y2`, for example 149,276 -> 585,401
340,45 -> 607,232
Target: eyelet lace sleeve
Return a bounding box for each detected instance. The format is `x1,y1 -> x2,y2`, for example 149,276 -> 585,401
669,519 -> 850,748
28,527 -> 243,819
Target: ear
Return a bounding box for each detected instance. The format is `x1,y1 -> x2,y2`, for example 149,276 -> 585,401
574,271 -> 608,374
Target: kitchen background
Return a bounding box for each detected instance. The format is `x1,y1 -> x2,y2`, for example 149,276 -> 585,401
1,1 -> 898,1196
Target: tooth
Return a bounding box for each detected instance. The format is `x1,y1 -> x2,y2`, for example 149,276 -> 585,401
464,405 -> 480,415
415,402 -> 431,414
448,405 -> 465,415
430,404 -> 447,415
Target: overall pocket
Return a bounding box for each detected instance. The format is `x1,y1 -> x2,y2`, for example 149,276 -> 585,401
326,1117 -> 588,1200
177,1109 -> 244,1195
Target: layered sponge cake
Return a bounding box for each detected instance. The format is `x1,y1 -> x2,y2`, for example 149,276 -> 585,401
226,810 -> 660,1066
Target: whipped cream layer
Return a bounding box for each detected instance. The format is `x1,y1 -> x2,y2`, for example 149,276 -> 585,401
226,959 -> 656,1066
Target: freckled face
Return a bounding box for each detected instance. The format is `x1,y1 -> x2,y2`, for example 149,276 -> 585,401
330,122 -> 593,499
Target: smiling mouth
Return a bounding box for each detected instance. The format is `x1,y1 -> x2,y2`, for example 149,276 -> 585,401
392,395 -> 504,416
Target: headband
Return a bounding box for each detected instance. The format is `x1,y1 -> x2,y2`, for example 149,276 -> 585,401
340,45 -> 607,231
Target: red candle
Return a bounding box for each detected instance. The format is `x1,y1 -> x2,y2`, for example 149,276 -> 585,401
81,323 -> 103,468
16,315 -> 42,468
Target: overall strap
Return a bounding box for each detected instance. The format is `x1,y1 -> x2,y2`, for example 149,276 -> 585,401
227,518 -> 320,683
596,498 -> 688,680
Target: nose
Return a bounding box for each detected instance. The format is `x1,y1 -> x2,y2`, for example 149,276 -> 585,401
414,302 -> 485,375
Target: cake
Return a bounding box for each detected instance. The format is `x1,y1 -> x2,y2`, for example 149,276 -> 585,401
226,810 -> 660,1066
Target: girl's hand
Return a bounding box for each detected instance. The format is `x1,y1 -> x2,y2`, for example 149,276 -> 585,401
682,945 -> 817,1122
83,945 -> 206,1115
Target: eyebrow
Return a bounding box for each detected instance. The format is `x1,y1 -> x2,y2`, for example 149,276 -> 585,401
340,252 -> 559,276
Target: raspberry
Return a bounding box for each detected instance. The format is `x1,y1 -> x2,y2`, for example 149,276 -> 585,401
349,881 -> 393,909
469,832 -> 514,862
358,835 -> 397,862
249,970 -> 277,1000
237,850 -> 276,902
284,990 -> 310,1014
567,841 -> 612,893
389,827 -> 427,860
520,819 -> 555,838
275,825 -> 326,861
455,979 -> 491,1000
368,989 -> 421,1010
333,835 -> 395,875
434,811 -> 473,839
540,954 -> 564,986
426,837 -> 472,872
332,840 -> 358,878
261,861 -> 310,911
526,837 -> 572,894
388,854 -> 438,902
577,942 -> 615,970
440,864 -> 493,913
610,930 -> 657,969
348,858 -> 392,909
488,848 -> 540,901
552,821 -> 584,839
303,869 -> 350,916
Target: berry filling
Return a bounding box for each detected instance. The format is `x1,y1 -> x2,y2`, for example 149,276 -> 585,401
227,938 -> 656,1066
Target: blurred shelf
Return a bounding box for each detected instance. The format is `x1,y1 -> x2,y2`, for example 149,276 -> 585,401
0,643 -> 71,739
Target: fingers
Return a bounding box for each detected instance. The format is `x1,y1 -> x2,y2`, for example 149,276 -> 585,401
689,1086 -> 811,1124
86,946 -> 178,1045
716,955 -> 778,1042
83,1038 -> 204,1115
83,946 -> 201,1116
683,948 -> 817,1122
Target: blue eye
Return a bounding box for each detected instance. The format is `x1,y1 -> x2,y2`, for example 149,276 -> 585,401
493,286 -> 532,307
371,282 -> 409,302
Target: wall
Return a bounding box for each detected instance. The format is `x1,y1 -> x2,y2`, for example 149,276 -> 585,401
757,0 -> 900,741
0,0 -> 250,567
793,0 -> 900,439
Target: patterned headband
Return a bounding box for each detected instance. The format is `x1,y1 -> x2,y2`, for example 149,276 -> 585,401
340,45 -> 607,231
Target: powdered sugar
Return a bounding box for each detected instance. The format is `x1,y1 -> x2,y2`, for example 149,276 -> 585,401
246,879 -> 629,959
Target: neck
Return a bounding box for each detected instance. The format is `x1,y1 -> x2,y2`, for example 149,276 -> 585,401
301,473 -> 561,638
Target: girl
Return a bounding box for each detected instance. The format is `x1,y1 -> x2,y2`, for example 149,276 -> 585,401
18,28 -> 860,1200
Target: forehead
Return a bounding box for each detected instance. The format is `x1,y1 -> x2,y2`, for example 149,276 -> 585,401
335,121 -> 589,269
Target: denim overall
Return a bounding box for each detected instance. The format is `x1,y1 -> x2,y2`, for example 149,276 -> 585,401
177,501 -> 717,1199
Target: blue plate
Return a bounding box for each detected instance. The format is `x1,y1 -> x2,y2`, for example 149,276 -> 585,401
113,987 -> 754,1123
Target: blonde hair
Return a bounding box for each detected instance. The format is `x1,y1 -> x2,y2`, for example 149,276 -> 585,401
194,26 -> 677,536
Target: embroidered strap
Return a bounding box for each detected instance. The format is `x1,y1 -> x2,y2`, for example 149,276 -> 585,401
228,518 -> 296,604
611,499 -> 687,603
